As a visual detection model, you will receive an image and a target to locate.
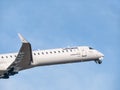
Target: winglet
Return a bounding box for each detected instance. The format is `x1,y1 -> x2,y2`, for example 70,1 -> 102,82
18,33 -> 28,43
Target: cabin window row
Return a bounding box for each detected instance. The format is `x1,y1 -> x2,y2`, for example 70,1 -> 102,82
0,55 -> 17,59
0,49 -> 79,58
33,49 -> 78,55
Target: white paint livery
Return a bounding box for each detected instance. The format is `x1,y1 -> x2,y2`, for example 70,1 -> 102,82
0,34 -> 104,79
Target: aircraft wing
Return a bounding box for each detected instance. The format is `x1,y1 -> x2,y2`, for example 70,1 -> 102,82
7,34 -> 33,74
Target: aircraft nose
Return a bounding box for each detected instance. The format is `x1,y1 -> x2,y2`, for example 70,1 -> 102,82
99,52 -> 104,57
98,52 -> 104,60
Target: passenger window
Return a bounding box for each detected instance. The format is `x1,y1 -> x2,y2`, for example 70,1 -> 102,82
66,50 -> 68,52
42,52 -> 44,55
46,52 -> 48,54
54,51 -> 56,53
10,55 -> 12,58
1,56 -> 4,58
6,56 -> 8,58
38,53 -> 40,55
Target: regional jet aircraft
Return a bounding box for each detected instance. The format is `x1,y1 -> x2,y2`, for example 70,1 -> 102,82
0,34 -> 104,79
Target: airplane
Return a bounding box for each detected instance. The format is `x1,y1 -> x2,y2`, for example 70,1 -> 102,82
0,34 -> 104,79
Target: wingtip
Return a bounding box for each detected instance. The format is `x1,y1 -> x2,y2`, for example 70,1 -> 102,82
18,33 -> 28,43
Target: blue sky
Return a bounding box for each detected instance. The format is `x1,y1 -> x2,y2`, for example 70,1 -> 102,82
0,0 -> 119,90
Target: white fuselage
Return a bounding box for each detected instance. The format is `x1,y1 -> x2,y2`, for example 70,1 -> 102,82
0,34 -> 104,79
0,46 -> 103,74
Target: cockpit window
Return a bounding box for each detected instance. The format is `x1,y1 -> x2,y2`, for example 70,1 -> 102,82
89,47 -> 94,49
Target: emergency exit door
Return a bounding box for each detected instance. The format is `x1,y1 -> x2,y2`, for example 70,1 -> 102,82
82,49 -> 87,57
